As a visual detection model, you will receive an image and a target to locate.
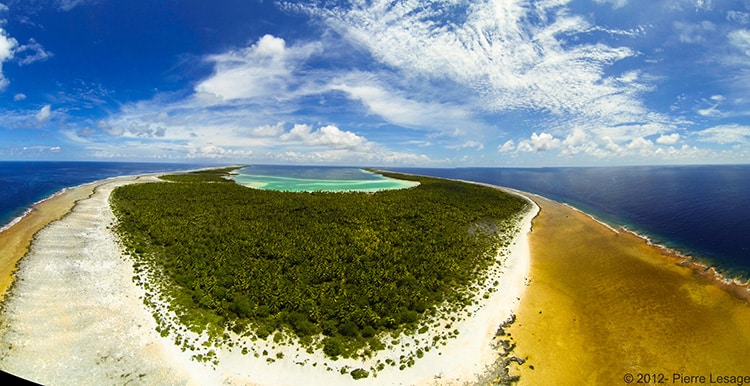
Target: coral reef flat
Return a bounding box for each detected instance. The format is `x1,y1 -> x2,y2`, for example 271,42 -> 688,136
507,194 -> 750,385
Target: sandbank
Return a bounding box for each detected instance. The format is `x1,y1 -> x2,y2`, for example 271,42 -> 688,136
0,173 -> 538,385
507,194 -> 750,385
0,181 -> 99,301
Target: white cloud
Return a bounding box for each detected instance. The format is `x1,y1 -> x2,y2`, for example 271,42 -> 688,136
674,20 -> 716,44
195,34 -> 322,101
627,137 -> 654,151
696,124 -> 750,144
328,75 -> 473,131
593,0 -> 628,9
302,0 -> 645,121
188,145 -> 253,159
249,122 -> 286,137
15,38 -> 52,65
728,29 -> 750,55
270,148 -> 430,165
498,140 -> 516,153
560,127 -> 601,156
97,120 -> 124,136
56,0 -> 98,11
13,93 -> 25,101
517,132 -> 562,152
592,118 -> 680,143
0,27 -> 17,91
448,140 -> 484,151
292,0 -> 673,157
35,104 -> 51,124
280,124 -> 367,149
727,11 -> 750,25
656,133 -> 681,145
563,128 -> 588,147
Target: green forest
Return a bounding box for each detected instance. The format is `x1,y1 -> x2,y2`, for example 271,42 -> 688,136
110,167 -> 529,359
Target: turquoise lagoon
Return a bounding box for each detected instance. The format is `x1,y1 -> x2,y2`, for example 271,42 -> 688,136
231,165 -> 418,192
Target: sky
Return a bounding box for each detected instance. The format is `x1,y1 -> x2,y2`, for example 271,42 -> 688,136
0,0 -> 750,166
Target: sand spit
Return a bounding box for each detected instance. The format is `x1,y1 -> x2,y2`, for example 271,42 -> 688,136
0,182 -> 99,301
0,176 -> 538,385
0,177 -> 199,385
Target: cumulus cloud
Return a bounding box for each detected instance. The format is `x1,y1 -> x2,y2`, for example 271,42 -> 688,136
0,27 -> 17,91
627,137 -> 655,153
563,128 -> 588,147
195,34 -> 322,101
517,132 -> 562,152
656,133 -> 681,145
498,140 -> 516,153
249,122 -> 286,137
280,124 -> 367,149
13,93 -> 26,101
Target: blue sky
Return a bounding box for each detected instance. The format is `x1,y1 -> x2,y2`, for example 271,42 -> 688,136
1,0 -> 750,166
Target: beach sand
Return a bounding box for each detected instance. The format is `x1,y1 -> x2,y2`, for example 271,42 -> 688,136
0,176 -> 538,385
0,182 -> 99,302
507,194 -> 750,385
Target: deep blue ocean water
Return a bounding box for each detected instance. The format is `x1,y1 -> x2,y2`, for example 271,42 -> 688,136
0,162 -> 211,229
392,165 -> 750,281
2,162 -> 748,282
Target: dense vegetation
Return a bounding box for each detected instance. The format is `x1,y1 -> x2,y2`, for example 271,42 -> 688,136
110,168 -> 529,359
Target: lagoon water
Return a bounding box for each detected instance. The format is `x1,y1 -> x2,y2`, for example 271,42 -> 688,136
231,165 -> 418,192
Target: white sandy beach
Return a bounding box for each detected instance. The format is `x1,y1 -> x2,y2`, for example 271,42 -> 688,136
0,176 -> 538,385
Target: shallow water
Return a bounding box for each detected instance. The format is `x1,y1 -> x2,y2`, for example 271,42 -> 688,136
232,165 -> 418,192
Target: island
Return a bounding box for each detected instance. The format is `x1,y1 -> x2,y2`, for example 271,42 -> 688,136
0,167 -> 538,385
1,167 -> 748,385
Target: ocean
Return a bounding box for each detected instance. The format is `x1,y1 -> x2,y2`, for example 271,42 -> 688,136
391,165 -> 750,282
0,161 -> 210,229
1,162 -> 748,282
